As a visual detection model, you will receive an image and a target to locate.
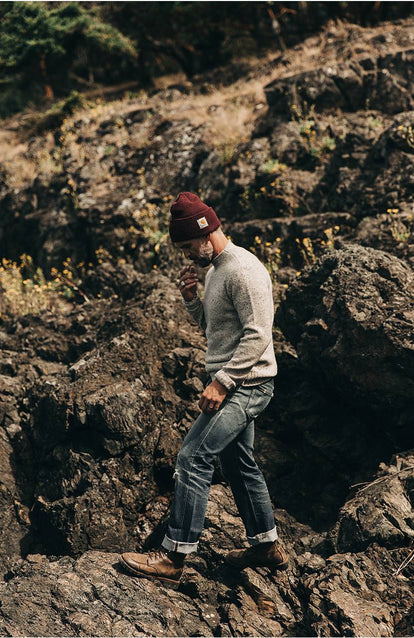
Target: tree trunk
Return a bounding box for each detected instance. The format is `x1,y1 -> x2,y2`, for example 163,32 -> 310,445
40,54 -> 54,100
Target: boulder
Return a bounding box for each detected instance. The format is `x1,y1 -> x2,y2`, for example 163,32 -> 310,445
25,274 -> 206,556
276,244 -> 414,440
299,458 -> 414,637
304,547 -> 404,637
332,452 -> 414,553
0,273 -> 206,561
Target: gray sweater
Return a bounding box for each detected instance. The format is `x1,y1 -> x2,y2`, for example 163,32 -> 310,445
184,241 -> 277,390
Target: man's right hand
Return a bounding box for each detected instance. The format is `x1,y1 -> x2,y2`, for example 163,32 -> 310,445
177,266 -> 198,302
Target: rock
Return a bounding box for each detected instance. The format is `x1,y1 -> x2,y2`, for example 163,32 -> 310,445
161,346 -> 205,381
305,550 -> 395,636
276,245 -> 414,439
265,66 -> 349,115
332,453 -> 414,553
229,213 -> 356,270
354,207 -> 414,268
197,149 -> 231,209
0,550 -> 216,637
0,486 -> 302,637
128,119 -> 210,193
23,275 -> 206,556
264,50 -> 414,116
0,481 -> 29,573
2,477 -> 413,636
255,244 -> 414,531
267,121 -> 314,168
311,112 -> 414,223
0,273 -> 207,560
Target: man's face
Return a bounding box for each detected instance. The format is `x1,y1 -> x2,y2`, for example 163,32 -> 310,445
176,235 -> 214,267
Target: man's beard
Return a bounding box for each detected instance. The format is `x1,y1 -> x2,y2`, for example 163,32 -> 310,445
192,242 -> 214,267
192,255 -> 211,267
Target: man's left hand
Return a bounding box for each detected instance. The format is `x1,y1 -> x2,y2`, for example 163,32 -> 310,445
199,379 -> 228,414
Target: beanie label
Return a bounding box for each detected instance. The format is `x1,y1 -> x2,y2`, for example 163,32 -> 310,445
197,217 -> 209,229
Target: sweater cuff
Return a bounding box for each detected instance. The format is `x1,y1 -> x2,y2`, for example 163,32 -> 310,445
183,295 -> 201,309
215,370 -> 237,391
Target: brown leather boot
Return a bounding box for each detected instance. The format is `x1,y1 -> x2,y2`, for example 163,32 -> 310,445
120,550 -> 184,588
226,541 -> 289,571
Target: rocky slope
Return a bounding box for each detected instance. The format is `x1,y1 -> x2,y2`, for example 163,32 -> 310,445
1,17 -> 414,637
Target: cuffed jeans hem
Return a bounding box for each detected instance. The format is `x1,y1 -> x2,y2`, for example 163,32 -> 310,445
161,535 -> 199,555
247,526 -> 278,546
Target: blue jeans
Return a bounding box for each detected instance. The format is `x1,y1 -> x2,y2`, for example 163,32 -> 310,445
162,379 -> 277,554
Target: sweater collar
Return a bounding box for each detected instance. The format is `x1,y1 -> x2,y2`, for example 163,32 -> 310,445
212,240 -> 233,267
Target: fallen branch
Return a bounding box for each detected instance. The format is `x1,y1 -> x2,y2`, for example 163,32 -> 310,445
394,546 -> 414,576
351,465 -> 414,494
59,275 -> 90,304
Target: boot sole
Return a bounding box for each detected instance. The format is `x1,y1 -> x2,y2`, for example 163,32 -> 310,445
119,555 -> 181,590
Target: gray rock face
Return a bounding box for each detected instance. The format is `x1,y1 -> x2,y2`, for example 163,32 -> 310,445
265,49 -> 414,115
24,274 -> 207,557
310,112 -> 414,232
0,273 -> 206,561
254,243 -> 414,532
333,452 -> 414,553
276,244 -> 414,436
1,475 -> 414,637
305,548 -> 400,637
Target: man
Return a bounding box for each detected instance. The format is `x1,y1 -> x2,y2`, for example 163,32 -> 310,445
121,192 -> 288,588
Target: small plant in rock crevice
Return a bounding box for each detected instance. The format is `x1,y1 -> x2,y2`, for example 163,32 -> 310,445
216,136 -> 243,166
249,235 -> 283,283
247,228 -> 340,285
397,124 -> 414,149
295,226 -> 340,268
367,116 -> 384,130
289,102 -> 336,159
386,208 -> 413,243
296,236 -> 316,267
239,169 -> 305,219
261,158 -> 288,174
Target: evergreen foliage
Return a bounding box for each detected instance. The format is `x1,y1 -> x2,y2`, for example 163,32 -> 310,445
0,1 -> 137,115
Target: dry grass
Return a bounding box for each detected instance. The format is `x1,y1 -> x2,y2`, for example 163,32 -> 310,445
0,131 -> 36,188
2,18 -> 414,188
165,88 -> 263,148
0,255 -> 75,318
0,129 -> 64,188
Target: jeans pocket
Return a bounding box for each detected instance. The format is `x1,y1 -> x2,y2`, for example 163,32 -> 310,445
245,385 -> 273,420
256,379 -> 274,397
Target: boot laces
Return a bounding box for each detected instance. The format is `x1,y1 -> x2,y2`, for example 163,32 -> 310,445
147,549 -> 167,562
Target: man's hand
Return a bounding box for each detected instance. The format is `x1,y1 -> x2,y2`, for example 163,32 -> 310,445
177,266 -> 198,302
199,379 -> 228,414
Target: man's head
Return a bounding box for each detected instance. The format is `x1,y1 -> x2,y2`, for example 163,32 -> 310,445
169,192 -> 222,266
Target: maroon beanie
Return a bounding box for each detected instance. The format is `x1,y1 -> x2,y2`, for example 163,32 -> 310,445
169,192 -> 221,242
